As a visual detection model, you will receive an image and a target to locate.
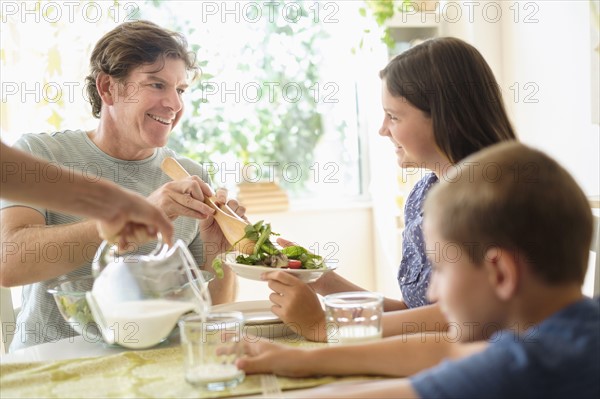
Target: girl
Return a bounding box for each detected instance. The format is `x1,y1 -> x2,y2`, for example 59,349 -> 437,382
264,37 -> 517,341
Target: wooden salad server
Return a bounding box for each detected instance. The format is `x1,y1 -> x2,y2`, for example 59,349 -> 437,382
160,157 -> 255,254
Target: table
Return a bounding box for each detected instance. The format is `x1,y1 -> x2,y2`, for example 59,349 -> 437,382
1,335 -> 130,364
0,332 -> 376,398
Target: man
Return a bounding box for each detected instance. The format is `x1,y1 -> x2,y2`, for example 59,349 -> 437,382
1,21 -> 241,351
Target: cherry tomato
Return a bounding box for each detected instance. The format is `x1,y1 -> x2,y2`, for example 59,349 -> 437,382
287,259 -> 302,269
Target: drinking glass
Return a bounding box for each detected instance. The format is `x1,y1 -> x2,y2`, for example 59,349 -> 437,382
179,311 -> 245,390
324,291 -> 384,345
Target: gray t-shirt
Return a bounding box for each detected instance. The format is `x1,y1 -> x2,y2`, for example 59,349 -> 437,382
0,130 -> 210,351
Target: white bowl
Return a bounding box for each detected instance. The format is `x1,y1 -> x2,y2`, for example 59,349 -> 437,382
212,300 -> 297,339
222,252 -> 336,283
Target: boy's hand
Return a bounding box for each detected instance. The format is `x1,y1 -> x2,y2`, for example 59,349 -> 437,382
237,341 -> 310,377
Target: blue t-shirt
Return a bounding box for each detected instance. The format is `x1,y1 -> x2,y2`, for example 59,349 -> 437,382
398,173 -> 438,308
410,297 -> 600,398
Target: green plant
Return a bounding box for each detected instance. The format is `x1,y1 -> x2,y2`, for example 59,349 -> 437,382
146,1 -> 330,193
359,0 -> 413,49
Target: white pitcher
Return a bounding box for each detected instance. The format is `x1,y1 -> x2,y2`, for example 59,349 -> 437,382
86,235 -> 212,349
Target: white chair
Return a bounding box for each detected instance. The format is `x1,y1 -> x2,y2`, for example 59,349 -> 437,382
1,287 -> 17,353
583,213 -> 600,298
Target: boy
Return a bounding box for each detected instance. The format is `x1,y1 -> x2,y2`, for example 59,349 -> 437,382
237,142 -> 599,398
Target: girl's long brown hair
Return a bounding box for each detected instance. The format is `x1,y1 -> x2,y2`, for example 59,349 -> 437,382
380,37 -> 516,163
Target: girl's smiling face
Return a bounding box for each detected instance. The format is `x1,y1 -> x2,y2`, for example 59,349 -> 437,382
379,79 -> 449,172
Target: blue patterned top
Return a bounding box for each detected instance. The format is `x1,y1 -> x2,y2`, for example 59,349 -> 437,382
398,172 -> 439,308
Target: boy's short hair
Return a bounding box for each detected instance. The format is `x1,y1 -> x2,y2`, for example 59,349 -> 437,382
424,141 -> 593,285
85,20 -> 198,118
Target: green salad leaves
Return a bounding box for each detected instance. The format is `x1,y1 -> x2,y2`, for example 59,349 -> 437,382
212,220 -> 324,278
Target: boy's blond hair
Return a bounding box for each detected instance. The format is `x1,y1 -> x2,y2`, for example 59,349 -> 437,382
425,141 -> 593,285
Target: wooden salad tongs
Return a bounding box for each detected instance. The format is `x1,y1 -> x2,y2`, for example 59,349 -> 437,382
160,157 -> 256,254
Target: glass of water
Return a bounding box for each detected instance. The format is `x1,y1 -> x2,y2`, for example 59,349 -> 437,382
324,291 -> 384,345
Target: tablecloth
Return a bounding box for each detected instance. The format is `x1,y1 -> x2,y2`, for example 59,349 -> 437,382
0,339 -> 377,398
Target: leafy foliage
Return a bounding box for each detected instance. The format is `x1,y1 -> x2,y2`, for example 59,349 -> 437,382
359,0 -> 413,49
146,1 -> 329,191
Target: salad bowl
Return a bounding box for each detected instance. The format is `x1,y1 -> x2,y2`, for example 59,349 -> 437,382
222,251 -> 336,283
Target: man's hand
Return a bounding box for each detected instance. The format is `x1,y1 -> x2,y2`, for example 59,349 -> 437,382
97,188 -> 173,250
198,187 -> 247,250
147,176 -> 216,221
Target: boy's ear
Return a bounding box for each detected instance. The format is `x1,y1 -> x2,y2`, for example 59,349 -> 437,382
96,73 -> 115,106
483,247 -> 519,301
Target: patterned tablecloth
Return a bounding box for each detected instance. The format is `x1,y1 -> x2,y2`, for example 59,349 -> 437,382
0,338 -> 378,398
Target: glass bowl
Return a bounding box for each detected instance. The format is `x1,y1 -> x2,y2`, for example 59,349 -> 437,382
47,275 -> 102,341
48,271 -> 215,346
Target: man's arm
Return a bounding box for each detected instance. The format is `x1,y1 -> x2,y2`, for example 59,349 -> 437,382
165,160 -> 238,304
199,233 -> 237,304
1,142 -> 112,214
0,207 -> 100,287
1,142 -> 173,250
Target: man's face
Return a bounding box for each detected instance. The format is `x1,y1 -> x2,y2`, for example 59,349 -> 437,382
424,216 -> 503,342
107,57 -> 188,154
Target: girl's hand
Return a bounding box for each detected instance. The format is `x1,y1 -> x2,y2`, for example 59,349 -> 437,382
263,270 -> 328,342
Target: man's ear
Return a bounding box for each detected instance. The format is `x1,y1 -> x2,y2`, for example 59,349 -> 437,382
96,73 -> 115,106
483,246 -> 519,301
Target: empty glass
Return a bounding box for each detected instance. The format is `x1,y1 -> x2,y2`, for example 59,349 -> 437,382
324,291 -> 384,345
179,311 -> 245,391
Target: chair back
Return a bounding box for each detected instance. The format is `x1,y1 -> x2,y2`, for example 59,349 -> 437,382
0,287 -> 16,353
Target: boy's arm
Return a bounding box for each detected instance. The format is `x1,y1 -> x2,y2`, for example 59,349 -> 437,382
284,341 -> 490,399
297,334 -> 486,377
284,379 -> 419,399
382,303 -> 447,337
238,334 -> 488,378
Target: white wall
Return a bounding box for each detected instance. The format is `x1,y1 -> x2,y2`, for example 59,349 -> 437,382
501,1 -> 599,196
370,1 -> 600,298
441,1 -> 599,195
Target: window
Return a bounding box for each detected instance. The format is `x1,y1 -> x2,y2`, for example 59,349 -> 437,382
1,1 -> 377,203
